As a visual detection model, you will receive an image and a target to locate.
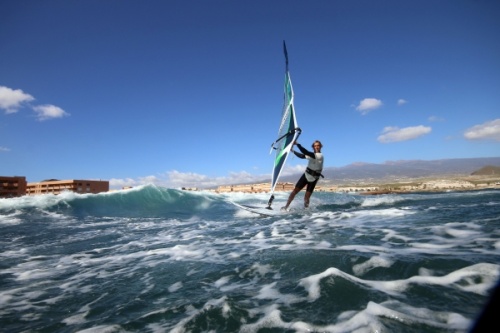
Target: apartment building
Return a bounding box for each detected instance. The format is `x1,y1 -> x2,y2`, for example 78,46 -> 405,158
0,176 -> 27,198
26,179 -> 109,195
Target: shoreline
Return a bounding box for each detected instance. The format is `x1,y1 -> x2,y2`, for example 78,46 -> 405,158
211,175 -> 500,194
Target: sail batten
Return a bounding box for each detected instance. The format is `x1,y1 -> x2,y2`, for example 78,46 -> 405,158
267,41 -> 301,209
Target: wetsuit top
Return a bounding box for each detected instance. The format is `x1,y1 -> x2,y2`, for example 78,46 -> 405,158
293,144 -> 324,182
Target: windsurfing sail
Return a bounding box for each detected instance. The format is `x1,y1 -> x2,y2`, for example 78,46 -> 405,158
267,41 -> 302,209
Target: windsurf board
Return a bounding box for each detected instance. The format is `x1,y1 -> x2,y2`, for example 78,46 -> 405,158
232,202 -> 289,217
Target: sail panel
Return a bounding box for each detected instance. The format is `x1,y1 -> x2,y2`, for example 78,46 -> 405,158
270,71 -> 301,194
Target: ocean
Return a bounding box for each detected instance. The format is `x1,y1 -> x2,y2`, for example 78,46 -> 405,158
1,185 -> 499,333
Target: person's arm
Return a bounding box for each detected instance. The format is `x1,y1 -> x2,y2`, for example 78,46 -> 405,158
296,143 -> 315,159
292,150 -> 305,159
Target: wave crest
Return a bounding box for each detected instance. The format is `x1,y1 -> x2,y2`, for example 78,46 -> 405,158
0,185 -> 220,218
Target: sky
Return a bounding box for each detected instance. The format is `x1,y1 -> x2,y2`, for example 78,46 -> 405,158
1,0 -> 499,190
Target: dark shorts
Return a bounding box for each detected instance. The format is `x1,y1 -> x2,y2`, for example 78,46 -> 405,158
295,173 -> 318,193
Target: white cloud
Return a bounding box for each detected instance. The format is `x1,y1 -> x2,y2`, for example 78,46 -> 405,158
109,177 -> 141,189
355,98 -> 382,115
0,86 -> 68,121
428,116 -> 445,122
464,119 -> 500,141
167,170 -> 268,189
378,125 -> 432,143
397,99 -> 407,106
108,164 -> 315,190
0,146 -> 11,152
0,86 -> 34,114
108,163 -> 313,191
167,170 -> 214,188
33,104 -> 70,121
282,164 -> 304,176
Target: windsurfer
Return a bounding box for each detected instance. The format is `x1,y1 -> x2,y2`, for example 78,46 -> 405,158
282,140 -> 324,210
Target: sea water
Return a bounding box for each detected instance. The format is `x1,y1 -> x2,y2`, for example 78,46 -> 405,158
1,185 -> 499,333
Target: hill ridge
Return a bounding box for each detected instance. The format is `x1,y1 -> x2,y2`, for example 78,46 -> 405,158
279,157 -> 500,185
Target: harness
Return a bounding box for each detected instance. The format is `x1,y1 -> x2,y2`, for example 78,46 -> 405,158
306,167 -> 324,179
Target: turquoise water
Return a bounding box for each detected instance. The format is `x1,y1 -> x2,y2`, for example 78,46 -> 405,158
1,186 -> 499,332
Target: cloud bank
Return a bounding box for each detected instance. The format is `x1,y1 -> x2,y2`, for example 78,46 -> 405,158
109,169 -> 270,190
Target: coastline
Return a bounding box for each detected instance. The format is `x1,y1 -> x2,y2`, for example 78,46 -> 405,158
212,174 -> 500,194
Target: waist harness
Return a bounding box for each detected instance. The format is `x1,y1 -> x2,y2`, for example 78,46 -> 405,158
306,167 -> 324,179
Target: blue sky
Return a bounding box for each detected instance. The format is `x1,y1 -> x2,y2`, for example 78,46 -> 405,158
1,0 -> 499,189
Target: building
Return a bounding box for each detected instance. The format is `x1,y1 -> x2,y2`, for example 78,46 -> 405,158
26,179 -> 109,195
0,176 -> 27,198
216,182 -> 295,193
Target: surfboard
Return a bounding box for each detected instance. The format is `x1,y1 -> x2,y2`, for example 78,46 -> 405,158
232,202 -> 288,217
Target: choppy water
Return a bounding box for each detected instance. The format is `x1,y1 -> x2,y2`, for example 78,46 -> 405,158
1,185 -> 499,333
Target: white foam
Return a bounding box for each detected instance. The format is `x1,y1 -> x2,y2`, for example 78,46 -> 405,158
0,191 -> 84,210
168,281 -> 183,292
380,228 -> 413,242
254,282 -> 304,305
357,207 -> 414,218
362,300 -> 470,331
74,325 -> 124,333
15,262 -> 61,281
63,293 -> 108,326
239,263 -> 274,279
0,210 -> 23,225
361,195 -> 404,207
169,296 -> 228,333
299,262 -> 500,301
214,275 -> 231,288
239,304 -> 287,333
147,294 -> 472,333
353,255 -> 394,276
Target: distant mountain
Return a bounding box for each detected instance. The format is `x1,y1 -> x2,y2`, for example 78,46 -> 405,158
278,157 -> 500,185
471,165 -> 500,176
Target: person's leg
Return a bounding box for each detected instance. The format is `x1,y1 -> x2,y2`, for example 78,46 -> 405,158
283,187 -> 300,210
304,179 -> 318,208
304,191 -> 312,208
282,175 -> 307,210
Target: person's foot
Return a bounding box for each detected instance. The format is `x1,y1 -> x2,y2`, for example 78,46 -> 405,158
304,202 -> 309,208
281,206 -> 289,211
